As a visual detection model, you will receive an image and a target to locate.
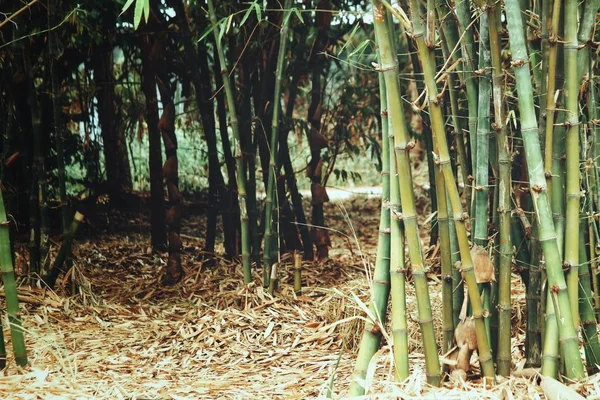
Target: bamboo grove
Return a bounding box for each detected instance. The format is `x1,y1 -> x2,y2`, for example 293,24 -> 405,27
351,0 -> 600,392
1,0 -> 600,392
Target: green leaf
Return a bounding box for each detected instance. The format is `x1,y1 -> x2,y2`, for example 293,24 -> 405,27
198,25 -> 216,42
338,23 -> 360,56
218,19 -> 226,42
120,0 -> 135,16
253,2 -> 261,21
348,40 -> 370,58
240,2 -> 255,27
134,0 -> 144,29
142,0 -> 150,24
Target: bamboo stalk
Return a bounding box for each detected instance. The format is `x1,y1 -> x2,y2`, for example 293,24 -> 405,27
348,35 -> 393,395
264,0 -> 293,291
207,0 -> 252,284
504,0 -> 585,379
293,251 -> 302,295
0,188 -> 27,366
450,209 -> 463,329
563,0 -> 580,327
373,0 -> 441,385
483,0 -> 512,377
408,0 -> 494,381
588,51 -> 600,319
543,0 -> 561,196
42,212 -> 85,289
541,289 -> 559,378
437,164 -> 454,353
388,76 -> 410,382
473,11 -> 491,249
434,0 -> 469,195
578,230 -> 600,374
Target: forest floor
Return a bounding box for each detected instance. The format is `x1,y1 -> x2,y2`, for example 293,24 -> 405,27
1,185 -> 600,399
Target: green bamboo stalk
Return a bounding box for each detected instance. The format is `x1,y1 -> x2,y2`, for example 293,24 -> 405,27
504,0 -> 585,379
373,0 -> 441,386
576,0 -> 597,83
455,0 -> 478,179
563,0 -> 580,327
388,76 -> 410,382
578,229 -> 600,374
434,0 -> 469,195
588,52 -> 600,319
0,188 -> 27,366
207,0 -> 252,284
541,289 -> 559,378
450,209 -> 463,329
473,11 -> 491,248
42,212 -> 85,289
437,163 -> 454,353
348,40 -> 393,396
483,0 -> 512,377
542,0 -> 561,195
536,0 -> 550,143
407,0 -> 494,381
264,0 -> 293,291
380,13 -> 409,379
473,11 -> 492,346
407,39 -> 438,243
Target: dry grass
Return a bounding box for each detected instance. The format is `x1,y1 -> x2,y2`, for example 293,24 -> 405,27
0,197 -> 598,399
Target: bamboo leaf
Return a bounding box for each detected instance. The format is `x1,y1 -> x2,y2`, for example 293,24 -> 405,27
253,2 -> 261,21
240,3 -> 254,27
338,23 -> 360,56
348,40 -> 370,58
142,0 -> 150,24
225,14 -> 233,34
119,0 -> 135,16
218,19 -> 227,42
134,0 -> 144,29
198,24 -> 217,42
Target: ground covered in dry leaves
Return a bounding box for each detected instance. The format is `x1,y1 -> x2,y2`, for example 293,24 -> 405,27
1,190 -> 600,399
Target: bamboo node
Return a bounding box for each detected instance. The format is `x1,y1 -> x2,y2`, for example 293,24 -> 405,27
381,109 -> 388,117
510,59 -> 526,68
544,170 -> 552,179
406,140 -> 416,150
531,184 -> 543,193
416,316 -> 434,325
458,213 -> 469,222
551,284 -> 561,294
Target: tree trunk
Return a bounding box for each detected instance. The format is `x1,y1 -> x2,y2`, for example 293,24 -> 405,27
139,29 -> 166,251
169,0 -> 231,265
157,72 -> 183,284
307,0 -> 332,261
93,46 -> 132,201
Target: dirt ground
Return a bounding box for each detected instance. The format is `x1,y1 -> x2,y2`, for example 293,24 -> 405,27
0,188 -> 599,399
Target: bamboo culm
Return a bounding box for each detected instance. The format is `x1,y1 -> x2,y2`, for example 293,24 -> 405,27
264,0 -> 293,290
207,0 -> 252,284
347,37 -> 393,396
